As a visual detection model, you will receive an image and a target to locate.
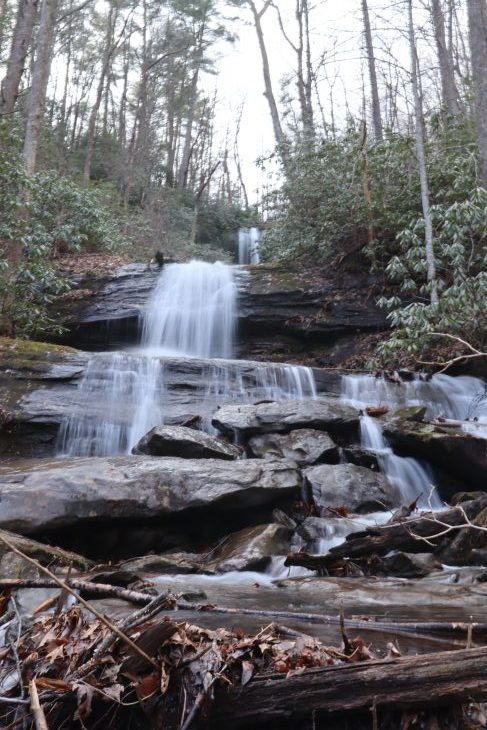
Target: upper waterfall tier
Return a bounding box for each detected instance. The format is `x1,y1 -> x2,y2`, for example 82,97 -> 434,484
142,260 -> 236,359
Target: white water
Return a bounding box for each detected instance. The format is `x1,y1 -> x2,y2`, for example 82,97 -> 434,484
59,260 -> 316,457
342,373 -> 487,509
238,227 -> 261,264
143,260 -> 236,359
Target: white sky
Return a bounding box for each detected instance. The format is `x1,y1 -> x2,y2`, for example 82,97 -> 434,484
207,0 -> 443,201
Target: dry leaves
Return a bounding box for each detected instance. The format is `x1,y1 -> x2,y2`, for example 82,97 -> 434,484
0,604 -> 374,728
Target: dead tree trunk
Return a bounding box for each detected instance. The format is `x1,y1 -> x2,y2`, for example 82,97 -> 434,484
0,0 -> 39,116
467,0 -> 487,188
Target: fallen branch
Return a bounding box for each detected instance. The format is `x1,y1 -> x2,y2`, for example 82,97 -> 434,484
320,497 -> 487,560
0,533 -> 159,670
0,577 -> 155,605
3,576 -> 486,640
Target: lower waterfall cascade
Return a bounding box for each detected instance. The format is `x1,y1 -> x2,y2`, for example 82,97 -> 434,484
58,260 -> 317,456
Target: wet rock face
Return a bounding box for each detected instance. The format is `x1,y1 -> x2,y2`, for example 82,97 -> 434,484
53,263 -> 389,356
206,523 -> 293,573
384,419 -> 487,488
304,464 -> 398,514
0,457 -> 301,557
248,429 -> 339,466
212,398 -> 359,439
132,425 -> 241,460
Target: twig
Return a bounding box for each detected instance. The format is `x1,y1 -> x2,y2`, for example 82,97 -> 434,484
0,534 -> 158,670
28,681 -> 48,730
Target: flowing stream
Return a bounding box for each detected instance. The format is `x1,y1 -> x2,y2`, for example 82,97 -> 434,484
58,260 -> 316,456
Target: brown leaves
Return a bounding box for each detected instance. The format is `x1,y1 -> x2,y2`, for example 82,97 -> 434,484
0,604 -> 376,729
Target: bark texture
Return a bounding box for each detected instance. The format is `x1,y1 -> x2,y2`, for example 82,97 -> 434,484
468,0 -> 487,188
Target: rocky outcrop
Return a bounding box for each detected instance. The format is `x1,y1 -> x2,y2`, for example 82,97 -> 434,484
304,464 -> 397,514
132,425 -> 241,460
384,418 -> 487,487
212,398 -> 359,439
0,457 -> 301,557
53,263 -> 389,360
248,429 -> 339,466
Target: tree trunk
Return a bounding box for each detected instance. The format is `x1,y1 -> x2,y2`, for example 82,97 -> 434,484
22,0 -> 58,175
408,0 -> 438,304
467,0 -> 487,188
82,0 -> 116,185
362,0 -> 383,142
248,0 -> 285,149
431,0 -> 461,116
0,0 -> 39,116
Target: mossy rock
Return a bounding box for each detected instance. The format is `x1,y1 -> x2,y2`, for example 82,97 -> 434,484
392,406 -> 427,423
0,337 -> 77,374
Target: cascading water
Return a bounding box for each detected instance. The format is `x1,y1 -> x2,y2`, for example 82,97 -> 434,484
238,227 -> 261,264
58,260 -> 316,457
143,260 -> 236,358
341,373 -> 487,508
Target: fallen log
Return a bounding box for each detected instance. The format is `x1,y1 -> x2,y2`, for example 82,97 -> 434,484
327,496 -> 487,560
212,646 -> 487,726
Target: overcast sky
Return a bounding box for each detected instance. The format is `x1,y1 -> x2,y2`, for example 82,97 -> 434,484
206,0 -> 440,201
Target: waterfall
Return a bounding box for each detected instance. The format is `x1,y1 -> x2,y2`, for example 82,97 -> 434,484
143,261 -> 236,359
238,227 -> 261,264
341,373 -> 487,508
59,260 -> 316,457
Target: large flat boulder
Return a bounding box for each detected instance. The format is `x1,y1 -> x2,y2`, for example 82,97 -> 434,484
0,457 -> 301,536
248,428 -> 339,466
212,398 -> 359,438
132,425 -> 241,460
304,464 -> 398,514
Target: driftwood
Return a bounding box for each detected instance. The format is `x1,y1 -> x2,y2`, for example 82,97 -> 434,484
212,646 -> 487,727
286,497 -> 487,563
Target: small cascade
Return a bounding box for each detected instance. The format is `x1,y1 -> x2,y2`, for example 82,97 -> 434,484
238,227 -> 261,264
59,260 -> 316,457
57,354 -> 165,457
341,373 -> 487,508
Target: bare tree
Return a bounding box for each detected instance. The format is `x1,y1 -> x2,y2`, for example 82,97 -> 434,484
467,0 -> 487,188
408,0 -> 438,304
430,0 -> 461,116
361,0 -> 383,142
241,0 -> 285,148
0,0 -> 38,116
23,0 -> 58,175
